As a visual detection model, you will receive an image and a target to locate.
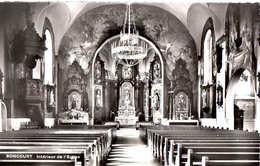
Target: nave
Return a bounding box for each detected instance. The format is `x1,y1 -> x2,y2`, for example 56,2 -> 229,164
105,128 -> 160,166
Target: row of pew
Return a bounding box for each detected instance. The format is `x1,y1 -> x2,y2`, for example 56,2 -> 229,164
139,125 -> 260,166
0,124 -> 117,166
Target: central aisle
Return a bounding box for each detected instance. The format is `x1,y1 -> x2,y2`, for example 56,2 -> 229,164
105,128 -> 161,166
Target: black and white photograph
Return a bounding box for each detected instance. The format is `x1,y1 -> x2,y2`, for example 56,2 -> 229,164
0,1 -> 259,166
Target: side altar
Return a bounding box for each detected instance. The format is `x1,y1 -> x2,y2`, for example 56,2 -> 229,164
58,60 -> 90,125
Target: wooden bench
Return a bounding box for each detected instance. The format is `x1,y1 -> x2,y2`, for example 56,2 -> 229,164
201,156 -> 260,166
0,149 -> 86,166
139,125 -> 260,166
0,125 -> 117,166
153,133 -> 259,164
0,159 -> 77,166
186,149 -> 260,166
169,141 -> 260,166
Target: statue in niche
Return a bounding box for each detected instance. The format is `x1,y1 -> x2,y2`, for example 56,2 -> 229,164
71,95 -> 77,109
177,94 -> 186,111
124,89 -> 132,107
152,92 -> 160,109
202,89 -> 207,108
95,89 -> 102,107
95,60 -> 101,80
49,89 -> 55,106
153,61 -> 161,79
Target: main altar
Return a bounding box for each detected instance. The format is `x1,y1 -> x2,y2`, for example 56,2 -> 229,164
115,105 -> 138,125
115,77 -> 138,125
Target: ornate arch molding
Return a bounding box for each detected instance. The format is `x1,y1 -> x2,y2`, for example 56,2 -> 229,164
91,34 -> 165,124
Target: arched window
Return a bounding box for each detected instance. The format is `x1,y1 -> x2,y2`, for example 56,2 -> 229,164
203,29 -> 213,85
44,29 -> 53,84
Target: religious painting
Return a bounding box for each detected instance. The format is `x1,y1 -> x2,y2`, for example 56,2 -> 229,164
94,85 -> 102,107
174,92 -> 189,120
68,91 -> 81,110
122,66 -> 132,80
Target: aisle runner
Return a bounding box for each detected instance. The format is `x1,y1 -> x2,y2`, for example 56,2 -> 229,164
105,128 -> 160,166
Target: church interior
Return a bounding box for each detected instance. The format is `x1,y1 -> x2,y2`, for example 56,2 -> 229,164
0,2 -> 259,166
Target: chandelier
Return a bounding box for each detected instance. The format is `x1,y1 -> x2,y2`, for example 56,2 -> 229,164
111,4 -> 148,66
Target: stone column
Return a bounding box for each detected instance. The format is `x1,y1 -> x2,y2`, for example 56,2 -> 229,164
135,81 -> 140,115
113,82 -> 118,113
169,94 -> 173,120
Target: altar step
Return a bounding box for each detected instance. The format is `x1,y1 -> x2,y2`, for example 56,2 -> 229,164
119,125 -> 135,128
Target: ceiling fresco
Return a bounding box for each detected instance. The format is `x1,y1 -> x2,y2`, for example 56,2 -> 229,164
58,4 -> 197,81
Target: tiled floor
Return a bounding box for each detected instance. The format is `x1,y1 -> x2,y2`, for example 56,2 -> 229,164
104,128 -> 161,166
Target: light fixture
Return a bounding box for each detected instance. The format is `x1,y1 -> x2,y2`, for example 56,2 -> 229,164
111,4 -> 148,66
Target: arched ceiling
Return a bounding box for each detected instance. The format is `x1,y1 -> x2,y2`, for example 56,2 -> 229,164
31,2 -> 228,55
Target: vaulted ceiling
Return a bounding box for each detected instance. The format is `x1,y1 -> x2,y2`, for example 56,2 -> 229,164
31,2 -> 229,55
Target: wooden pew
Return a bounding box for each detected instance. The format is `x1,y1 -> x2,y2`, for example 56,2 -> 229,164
139,125 -> 260,166
163,138 -> 260,165
0,149 -> 86,166
146,127 -> 258,162
158,134 -> 259,165
0,125 -> 117,166
186,149 -> 260,166
0,142 -> 96,166
201,156 -> 260,166
169,142 -> 260,166
0,159 -> 77,166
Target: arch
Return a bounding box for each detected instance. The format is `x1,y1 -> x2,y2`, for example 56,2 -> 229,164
226,68 -> 256,130
91,34 -> 165,124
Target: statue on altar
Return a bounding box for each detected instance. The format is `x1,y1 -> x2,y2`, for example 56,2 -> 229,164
152,92 -> 160,110
70,94 -> 80,110
95,89 -> 102,107
123,89 -> 132,107
117,82 -> 135,117
116,81 -> 138,125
